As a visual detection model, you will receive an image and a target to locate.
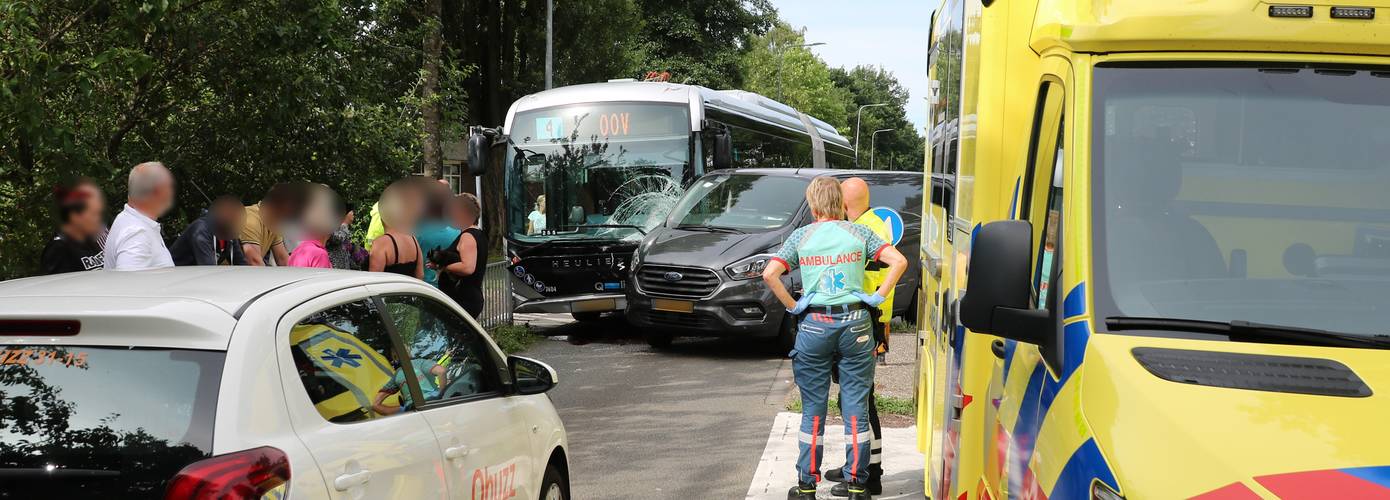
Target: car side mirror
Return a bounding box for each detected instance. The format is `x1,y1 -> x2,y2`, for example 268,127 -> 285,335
712,129 -> 733,170
959,220 -> 1051,344
467,128 -> 493,176
509,355 -> 558,395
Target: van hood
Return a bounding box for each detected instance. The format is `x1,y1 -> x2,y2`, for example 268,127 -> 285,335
1080,333 -> 1390,497
639,227 -> 785,269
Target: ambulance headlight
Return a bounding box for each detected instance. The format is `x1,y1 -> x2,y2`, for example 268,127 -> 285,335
726,254 -> 775,280
1092,481 -> 1125,500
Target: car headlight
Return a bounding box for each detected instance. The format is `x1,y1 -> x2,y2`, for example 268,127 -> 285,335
1092,481 -> 1124,500
725,254 -> 774,280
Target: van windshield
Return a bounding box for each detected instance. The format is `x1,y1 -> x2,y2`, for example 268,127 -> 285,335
1093,64 -> 1390,339
667,174 -> 810,231
0,346 -> 224,498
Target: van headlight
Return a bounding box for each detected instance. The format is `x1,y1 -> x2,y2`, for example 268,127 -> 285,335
725,254 -> 774,280
1092,482 -> 1124,500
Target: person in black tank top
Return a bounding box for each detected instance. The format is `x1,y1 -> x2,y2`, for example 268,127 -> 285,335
368,181 -> 425,279
432,193 -> 488,317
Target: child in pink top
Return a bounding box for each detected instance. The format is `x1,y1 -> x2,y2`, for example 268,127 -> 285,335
288,238 -> 331,268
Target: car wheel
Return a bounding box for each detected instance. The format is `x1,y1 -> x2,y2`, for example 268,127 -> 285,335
646,332 -> 673,349
776,314 -> 797,356
540,463 -> 567,500
571,312 -> 602,322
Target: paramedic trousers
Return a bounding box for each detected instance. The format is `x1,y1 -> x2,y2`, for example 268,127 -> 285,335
792,306 -> 877,486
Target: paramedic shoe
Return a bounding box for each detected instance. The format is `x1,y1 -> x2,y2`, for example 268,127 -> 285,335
826,468 -> 883,495
830,483 -> 873,499
788,483 -> 818,500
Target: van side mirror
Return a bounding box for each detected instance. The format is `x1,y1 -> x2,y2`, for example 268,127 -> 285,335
712,129 -> 733,170
509,355 -> 558,395
959,220 -> 1050,344
467,127 -> 493,176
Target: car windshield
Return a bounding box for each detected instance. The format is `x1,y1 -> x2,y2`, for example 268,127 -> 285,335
506,102 -> 693,244
667,174 -> 809,231
0,346 -> 225,498
1092,64 -> 1390,338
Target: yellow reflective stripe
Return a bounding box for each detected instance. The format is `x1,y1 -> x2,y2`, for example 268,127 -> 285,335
1031,375 -> 1090,494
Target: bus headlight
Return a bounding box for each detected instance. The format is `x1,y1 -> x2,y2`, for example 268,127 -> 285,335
725,254 -> 774,280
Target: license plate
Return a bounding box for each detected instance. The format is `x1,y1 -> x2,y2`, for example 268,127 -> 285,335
652,299 -> 694,314
572,298 -> 617,313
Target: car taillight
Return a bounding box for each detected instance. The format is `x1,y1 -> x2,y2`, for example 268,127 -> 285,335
165,446 -> 290,500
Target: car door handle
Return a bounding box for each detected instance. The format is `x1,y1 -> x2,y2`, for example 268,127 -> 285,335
445,445 -> 472,460
334,470 -> 372,491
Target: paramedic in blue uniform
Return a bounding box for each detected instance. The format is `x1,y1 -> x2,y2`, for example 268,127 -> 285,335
763,176 -> 908,500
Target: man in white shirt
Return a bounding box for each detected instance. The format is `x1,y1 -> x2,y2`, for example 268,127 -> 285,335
105,161 -> 176,270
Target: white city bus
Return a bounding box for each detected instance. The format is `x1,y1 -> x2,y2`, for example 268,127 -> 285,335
470,80 -> 854,319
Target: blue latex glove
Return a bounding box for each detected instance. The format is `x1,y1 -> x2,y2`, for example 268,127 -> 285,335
853,291 -> 887,308
787,292 -> 816,314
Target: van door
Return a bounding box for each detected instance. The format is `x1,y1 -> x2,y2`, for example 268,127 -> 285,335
377,293 -> 537,500
277,291 -> 449,499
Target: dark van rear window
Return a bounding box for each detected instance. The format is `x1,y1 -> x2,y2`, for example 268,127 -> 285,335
0,346 -> 224,498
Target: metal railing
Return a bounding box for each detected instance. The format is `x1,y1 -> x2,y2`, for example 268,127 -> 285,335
478,260 -> 513,329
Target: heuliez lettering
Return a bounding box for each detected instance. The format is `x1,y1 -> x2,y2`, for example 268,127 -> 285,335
799,251 -> 863,267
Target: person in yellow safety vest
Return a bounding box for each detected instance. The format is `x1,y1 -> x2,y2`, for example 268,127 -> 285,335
823,176 -> 891,496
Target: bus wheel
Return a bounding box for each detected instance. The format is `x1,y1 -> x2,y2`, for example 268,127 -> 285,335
571,312 -> 603,322
647,332 -> 673,349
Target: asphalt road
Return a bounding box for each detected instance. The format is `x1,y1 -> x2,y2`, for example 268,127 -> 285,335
520,314 -> 791,500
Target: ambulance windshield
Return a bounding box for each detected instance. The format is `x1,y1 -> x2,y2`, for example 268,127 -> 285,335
1092,64 -> 1390,339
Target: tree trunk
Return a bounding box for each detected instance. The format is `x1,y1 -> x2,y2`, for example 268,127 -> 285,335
420,0 -> 444,179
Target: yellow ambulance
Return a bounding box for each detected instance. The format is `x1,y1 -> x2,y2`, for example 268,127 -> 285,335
916,1 -> 1390,498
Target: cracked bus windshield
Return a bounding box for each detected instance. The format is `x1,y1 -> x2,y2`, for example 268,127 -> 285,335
507,102 -> 692,244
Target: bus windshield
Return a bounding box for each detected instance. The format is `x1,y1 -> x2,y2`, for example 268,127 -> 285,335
506,102 -> 692,243
667,174 -> 809,232
1093,64 -> 1390,339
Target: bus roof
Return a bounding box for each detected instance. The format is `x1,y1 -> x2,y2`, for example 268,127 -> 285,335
504,81 -> 851,150
1032,0 -> 1390,56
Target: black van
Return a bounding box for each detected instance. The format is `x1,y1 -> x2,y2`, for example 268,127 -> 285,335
626,168 -> 923,350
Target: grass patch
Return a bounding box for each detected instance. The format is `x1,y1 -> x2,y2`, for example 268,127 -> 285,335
785,394 -> 915,416
489,323 -> 539,354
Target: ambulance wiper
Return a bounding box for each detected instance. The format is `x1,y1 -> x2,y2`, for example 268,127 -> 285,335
1106,316 -> 1390,350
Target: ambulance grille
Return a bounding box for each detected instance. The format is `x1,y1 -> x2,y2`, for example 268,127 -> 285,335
1131,348 -> 1372,397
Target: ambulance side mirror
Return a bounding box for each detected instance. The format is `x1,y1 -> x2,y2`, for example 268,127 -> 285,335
959,220 -> 1051,345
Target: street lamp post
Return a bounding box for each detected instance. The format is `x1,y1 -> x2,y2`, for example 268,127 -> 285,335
545,0 -> 554,89
854,103 -> 890,164
870,128 -> 893,170
774,41 -> 826,101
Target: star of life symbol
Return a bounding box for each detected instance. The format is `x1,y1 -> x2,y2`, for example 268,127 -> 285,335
321,348 -> 362,368
821,269 -> 847,293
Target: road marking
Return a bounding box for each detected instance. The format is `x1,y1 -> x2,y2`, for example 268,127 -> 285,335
746,412 -> 926,499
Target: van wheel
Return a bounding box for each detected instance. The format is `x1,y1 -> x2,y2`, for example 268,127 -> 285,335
776,314 -> 797,357
571,312 -> 602,322
540,463 -> 567,500
647,332 -> 673,349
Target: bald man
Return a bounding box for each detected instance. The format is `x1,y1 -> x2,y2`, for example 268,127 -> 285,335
105,161 -> 176,270
823,176 -> 892,495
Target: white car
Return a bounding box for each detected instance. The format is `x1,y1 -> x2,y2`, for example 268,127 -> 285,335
0,267 -> 569,500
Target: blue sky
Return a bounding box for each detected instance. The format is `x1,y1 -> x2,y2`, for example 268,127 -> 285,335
770,0 -> 941,132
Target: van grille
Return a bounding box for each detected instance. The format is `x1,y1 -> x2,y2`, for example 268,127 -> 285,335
637,264 -> 720,298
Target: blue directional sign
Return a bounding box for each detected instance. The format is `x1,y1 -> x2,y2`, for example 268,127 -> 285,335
871,206 -> 905,245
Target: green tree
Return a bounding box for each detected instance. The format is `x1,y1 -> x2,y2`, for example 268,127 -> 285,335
740,23 -> 851,130
831,65 -> 924,170
0,0 -> 435,279
632,0 -> 775,88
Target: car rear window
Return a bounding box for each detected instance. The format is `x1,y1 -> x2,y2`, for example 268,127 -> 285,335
0,346 -> 224,498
